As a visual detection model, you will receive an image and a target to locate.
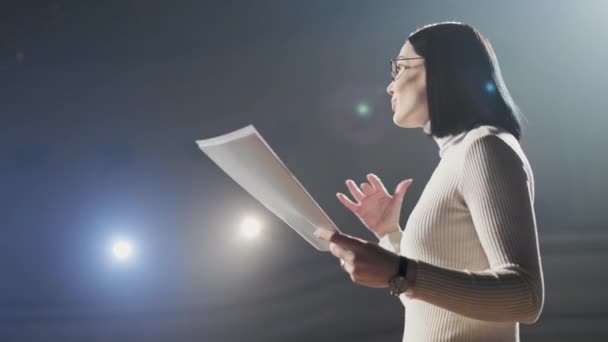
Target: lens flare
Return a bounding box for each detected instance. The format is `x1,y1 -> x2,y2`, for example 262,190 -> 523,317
112,240 -> 133,260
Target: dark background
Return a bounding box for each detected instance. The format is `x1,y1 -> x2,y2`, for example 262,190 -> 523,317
2,0 -> 607,341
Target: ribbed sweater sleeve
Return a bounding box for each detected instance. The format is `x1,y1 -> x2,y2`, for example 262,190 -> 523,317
408,135 -> 545,324
378,230 -> 402,254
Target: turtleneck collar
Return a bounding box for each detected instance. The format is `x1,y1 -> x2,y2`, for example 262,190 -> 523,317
422,120 -> 468,159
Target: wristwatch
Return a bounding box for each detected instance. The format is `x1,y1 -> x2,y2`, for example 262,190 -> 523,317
388,256 -> 409,296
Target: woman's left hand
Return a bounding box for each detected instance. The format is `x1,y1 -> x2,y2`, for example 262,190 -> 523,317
314,228 -> 400,288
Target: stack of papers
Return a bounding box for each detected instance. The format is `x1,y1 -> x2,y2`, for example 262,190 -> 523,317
196,125 -> 340,251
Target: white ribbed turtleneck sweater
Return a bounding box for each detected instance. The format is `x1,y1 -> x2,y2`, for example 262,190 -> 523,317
378,121 -> 544,342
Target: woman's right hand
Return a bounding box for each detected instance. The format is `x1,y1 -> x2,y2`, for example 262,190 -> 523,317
337,174 -> 413,239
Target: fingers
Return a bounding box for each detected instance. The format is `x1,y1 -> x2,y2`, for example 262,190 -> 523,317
367,174 -> 389,195
360,182 -> 374,195
314,229 -> 353,259
394,179 -> 414,202
314,229 -> 360,251
314,228 -> 335,241
314,229 -> 358,275
341,259 -> 354,273
336,192 -> 359,212
340,175 -> 411,211
330,243 -> 354,261
346,179 -> 365,202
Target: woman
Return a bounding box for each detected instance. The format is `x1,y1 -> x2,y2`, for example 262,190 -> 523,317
315,22 -> 544,341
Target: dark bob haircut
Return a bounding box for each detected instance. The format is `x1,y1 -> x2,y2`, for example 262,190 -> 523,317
408,22 -> 524,140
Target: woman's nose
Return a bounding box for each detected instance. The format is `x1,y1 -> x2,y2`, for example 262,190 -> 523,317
386,81 -> 394,96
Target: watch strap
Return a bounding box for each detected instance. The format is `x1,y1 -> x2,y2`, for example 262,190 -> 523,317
398,256 -> 408,277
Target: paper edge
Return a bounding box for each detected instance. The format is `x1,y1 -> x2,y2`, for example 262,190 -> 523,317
195,124 -> 257,147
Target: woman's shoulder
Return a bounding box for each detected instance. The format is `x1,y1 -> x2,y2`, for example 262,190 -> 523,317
459,125 -> 534,194
461,125 -> 520,155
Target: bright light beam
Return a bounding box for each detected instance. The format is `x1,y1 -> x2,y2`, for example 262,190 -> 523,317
112,240 -> 133,261
240,216 -> 262,239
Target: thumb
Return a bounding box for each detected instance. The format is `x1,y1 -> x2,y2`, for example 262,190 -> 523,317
393,179 -> 413,202
314,229 -> 361,248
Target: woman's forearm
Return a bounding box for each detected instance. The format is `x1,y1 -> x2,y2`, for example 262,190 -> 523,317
406,260 -> 543,323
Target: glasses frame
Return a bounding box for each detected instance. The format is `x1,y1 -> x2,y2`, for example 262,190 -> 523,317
389,56 -> 424,81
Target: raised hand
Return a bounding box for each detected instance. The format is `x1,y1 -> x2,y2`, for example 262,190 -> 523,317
337,174 -> 413,239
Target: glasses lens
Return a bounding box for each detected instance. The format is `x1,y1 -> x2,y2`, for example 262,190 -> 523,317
390,59 -> 396,80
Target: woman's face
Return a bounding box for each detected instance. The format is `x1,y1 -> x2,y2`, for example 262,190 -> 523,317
386,40 -> 429,128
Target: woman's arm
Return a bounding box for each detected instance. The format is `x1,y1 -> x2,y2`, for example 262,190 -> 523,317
407,135 -> 545,324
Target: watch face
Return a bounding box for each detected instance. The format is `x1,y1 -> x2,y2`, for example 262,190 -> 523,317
395,276 -> 408,289
389,275 -> 408,295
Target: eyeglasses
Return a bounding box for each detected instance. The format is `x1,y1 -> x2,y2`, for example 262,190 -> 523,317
389,57 -> 424,81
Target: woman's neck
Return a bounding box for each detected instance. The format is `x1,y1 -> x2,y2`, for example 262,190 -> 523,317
422,120 -> 468,158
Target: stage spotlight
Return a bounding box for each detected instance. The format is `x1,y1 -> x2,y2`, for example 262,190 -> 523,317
240,216 -> 262,238
112,240 -> 133,261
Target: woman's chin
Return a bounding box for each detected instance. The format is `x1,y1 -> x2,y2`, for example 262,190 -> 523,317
393,110 -> 426,128
393,112 -> 415,128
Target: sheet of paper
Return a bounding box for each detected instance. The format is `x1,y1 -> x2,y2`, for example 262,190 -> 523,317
196,125 -> 340,251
